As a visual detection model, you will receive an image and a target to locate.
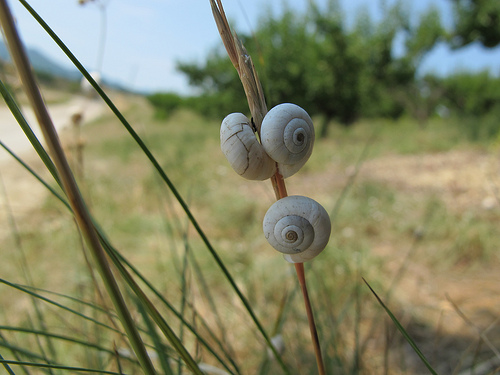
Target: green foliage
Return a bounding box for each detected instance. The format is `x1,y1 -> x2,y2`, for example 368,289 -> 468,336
146,91 -> 249,121
176,50 -> 248,117
174,0 -> 446,135
450,0 -> 500,48
440,70 -> 500,116
250,5 -> 316,112
457,107 -> 500,141
148,55 -> 251,120
34,69 -> 56,84
405,6 -> 445,62
183,91 -> 248,119
146,92 -> 183,119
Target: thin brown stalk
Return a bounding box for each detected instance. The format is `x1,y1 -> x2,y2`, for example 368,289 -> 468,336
271,172 -> 288,200
210,0 -> 267,129
210,1 -> 326,373
0,2 -> 156,374
294,263 -> 326,375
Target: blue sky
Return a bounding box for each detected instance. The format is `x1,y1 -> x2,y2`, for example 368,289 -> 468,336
5,0 -> 500,93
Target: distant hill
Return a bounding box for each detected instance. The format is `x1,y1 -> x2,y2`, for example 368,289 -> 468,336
0,40 -> 132,92
0,39 -> 80,81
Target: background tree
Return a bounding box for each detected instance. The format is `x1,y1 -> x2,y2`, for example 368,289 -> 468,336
306,0 -> 363,135
395,5 -> 445,124
177,50 -> 248,118
441,71 -> 500,116
450,0 -> 500,48
169,1 -> 446,136
307,0 -> 443,134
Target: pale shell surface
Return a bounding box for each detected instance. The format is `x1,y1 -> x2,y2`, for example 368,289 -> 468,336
261,103 -> 314,178
263,195 -> 331,263
220,113 -> 276,180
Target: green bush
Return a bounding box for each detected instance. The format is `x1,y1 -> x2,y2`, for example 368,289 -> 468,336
146,92 -> 184,119
441,71 -> 500,117
458,108 -> 500,141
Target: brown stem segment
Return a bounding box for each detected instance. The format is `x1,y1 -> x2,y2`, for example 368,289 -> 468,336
209,1 -> 325,372
273,168 -> 325,375
271,169 -> 288,200
295,262 -> 326,375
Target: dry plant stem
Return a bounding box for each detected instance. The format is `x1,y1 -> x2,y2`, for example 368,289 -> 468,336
294,263 -> 326,375
274,171 -> 326,375
271,171 -> 288,200
0,2 -> 156,374
210,0 -> 267,129
210,1 -> 326,373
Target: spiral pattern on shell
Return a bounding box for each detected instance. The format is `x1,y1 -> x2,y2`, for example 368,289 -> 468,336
263,195 -> 331,263
220,113 -> 276,180
261,103 -> 315,178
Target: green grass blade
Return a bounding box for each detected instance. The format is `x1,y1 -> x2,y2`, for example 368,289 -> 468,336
0,78 -> 60,184
102,240 -> 238,374
178,232 -> 190,375
135,299 -> 175,375
0,141 -> 67,208
0,359 -> 123,374
0,76 -> 69,210
26,241 -> 235,374
0,339 -> 59,371
24,319 -> 55,375
96,228 -> 239,373
0,352 -> 16,375
0,326 -> 138,366
0,332 -> 30,375
0,279 -> 123,336
187,249 -> 241,374
362,278 -> 438,375
18,285 -> 116,318
0,340 -> 77,373
17,2 -> 290,371
98,243 -> 204,375
0,141 -> 68,211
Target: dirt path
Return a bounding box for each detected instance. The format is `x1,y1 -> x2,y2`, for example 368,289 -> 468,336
362,150 -> 500,211
0,95 -> 104,162
0,95 -> 105,239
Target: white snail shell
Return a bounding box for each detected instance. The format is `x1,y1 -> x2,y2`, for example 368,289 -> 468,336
263,195 -> 331,263
261,103 -> 314,178
220,113 -> 276,180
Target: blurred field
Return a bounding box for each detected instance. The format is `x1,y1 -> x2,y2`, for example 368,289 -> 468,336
1,91 -> 499,374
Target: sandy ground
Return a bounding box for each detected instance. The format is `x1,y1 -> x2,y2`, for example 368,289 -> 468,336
362,150 -> 500,212
0,95 -> 104,162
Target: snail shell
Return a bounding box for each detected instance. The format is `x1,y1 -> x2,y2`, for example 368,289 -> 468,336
263,195 -> 331,263
261,103 -> 314,178
220,113 -> 276,180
